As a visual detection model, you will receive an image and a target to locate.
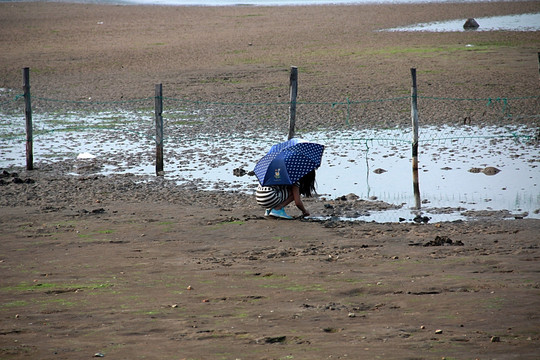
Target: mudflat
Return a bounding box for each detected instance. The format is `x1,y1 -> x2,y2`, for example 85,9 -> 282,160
1,1 -> 539,103
1,2 -> 539,359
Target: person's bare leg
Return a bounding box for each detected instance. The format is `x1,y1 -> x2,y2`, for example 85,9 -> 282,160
274,194 -> 294,210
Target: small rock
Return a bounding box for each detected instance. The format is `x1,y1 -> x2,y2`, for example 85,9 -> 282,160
482,166 -> 500,176
322,327 -> 340,333
232,168 -> 246,177
413,215 -> 430,223
373,168 -> 387,174
187,285 -> 193,290
435,329 -> 443,334
94,353 -> 105,358
424,236 -> 463,247
490,336 -> 500,342
348,312 -> 356,318
263,335 -> 286,343
463,18 -> 480,29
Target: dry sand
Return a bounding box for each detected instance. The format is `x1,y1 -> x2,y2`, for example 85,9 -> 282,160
1,2 -> 540,359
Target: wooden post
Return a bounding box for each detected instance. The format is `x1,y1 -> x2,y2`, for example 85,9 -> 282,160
538,52 -> 540,77
411,68 -> 421,210
288,66 -> 298,140
23,67 -> 33,170
155,83 -> 164,176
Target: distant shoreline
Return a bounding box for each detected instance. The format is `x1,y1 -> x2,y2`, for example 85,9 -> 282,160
0,0 -> 511,6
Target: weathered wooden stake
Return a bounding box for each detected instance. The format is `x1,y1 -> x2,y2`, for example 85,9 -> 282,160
288,66 -> 298,140
23,67 -> 33,170
411,68 -> 421,210
155,83 -> 164,176
538,52 -> 540,77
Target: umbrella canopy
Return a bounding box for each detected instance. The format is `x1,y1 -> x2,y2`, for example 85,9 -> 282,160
267,138 -> 300,154
254,139 -> 325,186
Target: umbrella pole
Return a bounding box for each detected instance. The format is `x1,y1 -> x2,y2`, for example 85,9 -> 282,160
288,66 -> 298,140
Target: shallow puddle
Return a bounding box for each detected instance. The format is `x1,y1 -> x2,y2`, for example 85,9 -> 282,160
1,111 -> 538,222
381,13 -> 540,32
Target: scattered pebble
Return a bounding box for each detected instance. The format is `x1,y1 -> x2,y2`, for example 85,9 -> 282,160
482,166 -> 501,175
424,236 -> 464,247
232,168 -> 246,177
469,166 -> 501,176
262,335 -> 286,343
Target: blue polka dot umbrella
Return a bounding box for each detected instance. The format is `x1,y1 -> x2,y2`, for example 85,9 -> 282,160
254,139 -> 325,186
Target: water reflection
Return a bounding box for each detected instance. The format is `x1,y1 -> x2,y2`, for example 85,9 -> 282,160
381,13 -> 540,32
1,112 -> 538,222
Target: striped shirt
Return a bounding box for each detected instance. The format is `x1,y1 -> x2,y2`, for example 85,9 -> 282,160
255,183 -> 298,209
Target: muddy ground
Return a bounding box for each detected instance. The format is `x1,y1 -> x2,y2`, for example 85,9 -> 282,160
1,169 -> 540,359
1,157 -> 539,360
1,1 -> 539,359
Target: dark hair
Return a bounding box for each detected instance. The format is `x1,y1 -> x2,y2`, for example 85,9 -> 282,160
299,170 -> 316,197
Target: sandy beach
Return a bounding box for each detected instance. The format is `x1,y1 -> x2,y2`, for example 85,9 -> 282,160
1,1 -> 540,359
